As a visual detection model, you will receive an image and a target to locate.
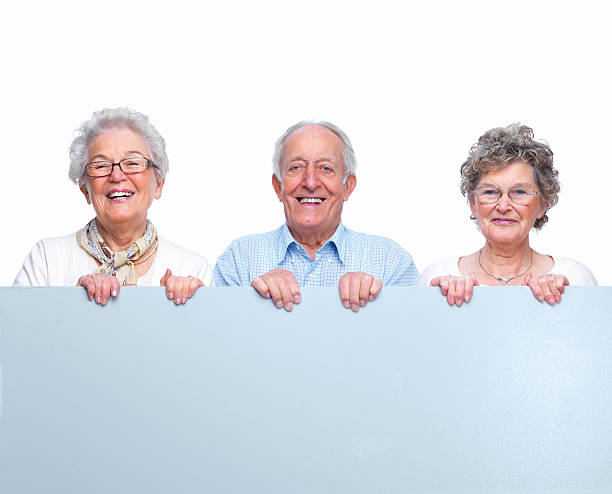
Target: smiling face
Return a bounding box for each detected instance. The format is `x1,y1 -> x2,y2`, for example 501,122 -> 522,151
80,128 -> 164,235
272,125 -> 356,243
470,160 -> 546,247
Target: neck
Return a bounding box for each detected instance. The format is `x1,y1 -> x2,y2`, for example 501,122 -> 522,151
289,222 -> 339,260
480,240 -> 532,276
96,218 -> 147,252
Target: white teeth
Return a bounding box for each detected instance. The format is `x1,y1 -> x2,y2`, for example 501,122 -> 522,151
107,191 -> 133,199
299,198 -> 323,204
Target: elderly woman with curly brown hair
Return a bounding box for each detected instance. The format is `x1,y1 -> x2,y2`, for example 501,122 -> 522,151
14,108 -> 212,305
419,123 -> 597,306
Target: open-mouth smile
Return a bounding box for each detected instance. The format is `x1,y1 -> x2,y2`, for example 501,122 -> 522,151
107,190 -> 134,201
297,197 -> 324,204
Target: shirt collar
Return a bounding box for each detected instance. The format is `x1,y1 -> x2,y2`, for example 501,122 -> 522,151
276,222 -> 347,264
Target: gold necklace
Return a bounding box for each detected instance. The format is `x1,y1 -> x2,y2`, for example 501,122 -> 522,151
478,248 -> 532,285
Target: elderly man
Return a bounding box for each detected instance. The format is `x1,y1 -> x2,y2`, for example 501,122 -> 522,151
213,121 -> 418,311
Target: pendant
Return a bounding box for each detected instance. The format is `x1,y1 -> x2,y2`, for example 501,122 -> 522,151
495,277 -> 511,284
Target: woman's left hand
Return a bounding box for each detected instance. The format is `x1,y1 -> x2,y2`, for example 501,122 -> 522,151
160,268 -> 205,305
523,272 -> 570,305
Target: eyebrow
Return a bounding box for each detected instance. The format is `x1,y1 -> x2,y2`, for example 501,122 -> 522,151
478,181 -> 534,188
285,155 -> 337,164
89,150 -> 147,162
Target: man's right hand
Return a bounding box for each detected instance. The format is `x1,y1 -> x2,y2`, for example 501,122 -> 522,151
250,268 -> 301,311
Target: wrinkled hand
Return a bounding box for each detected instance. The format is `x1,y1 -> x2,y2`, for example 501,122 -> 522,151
523,272 -> 569,305
338,272 -> 383,312
250,268 -> 301,311
160,268 -> 205,305
77,273 -> 120,306
430,273 -> 479,307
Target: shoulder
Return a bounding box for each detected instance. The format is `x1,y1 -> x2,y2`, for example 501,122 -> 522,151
217,227 -> 284,262
157,236 -> 213,284
222,228 -> 283,251
340,227 -> 418,285
549,256 -> 598,286
36,233 -> 80,252
26,232 -> 83,261
214,226 -> 286,286
158,237 -> 209,263
418,256 -> 462,286
342,228 -> 411,255
14,232 -> 83,286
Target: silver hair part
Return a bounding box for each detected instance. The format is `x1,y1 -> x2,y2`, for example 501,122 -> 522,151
68,107 -> 169,185
272,120 -> 357,183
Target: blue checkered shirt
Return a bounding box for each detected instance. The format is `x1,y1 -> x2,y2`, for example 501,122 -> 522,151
213,223 -> 418,287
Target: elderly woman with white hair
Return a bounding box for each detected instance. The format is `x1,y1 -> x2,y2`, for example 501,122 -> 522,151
419,123 -> 596,306
14,108 -> 212,305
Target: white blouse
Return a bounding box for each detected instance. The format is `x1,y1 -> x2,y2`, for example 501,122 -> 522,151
418,255 -> 597,286
14,233 -> 213,287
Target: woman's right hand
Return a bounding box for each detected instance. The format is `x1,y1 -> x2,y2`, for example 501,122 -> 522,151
77,274 -> 120,306
430,273 -> 479,307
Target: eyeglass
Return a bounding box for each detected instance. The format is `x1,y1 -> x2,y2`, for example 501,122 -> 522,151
475,186 -> 539,206
85,158 -> 157,178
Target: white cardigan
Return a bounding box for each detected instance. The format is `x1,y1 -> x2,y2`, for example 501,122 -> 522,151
418,255 -> 597,286
14,233 -> 213,287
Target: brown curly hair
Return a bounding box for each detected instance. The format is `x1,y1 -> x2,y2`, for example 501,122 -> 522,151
460,123 -> 560,230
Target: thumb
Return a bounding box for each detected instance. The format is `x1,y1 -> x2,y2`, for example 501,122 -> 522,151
160,268 -> 172,286
522,271 -> 533,286
469,272 -> 479,286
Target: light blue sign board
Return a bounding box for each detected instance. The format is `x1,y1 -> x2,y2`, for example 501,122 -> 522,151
0,287 -> 611,493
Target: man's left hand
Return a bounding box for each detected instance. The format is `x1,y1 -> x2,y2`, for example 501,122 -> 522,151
338,272 -> 382,312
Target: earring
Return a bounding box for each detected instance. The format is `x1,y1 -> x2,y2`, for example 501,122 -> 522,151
470,215 -> 477,220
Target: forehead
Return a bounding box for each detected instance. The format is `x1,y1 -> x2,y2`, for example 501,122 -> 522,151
281,125 -> 344,164
478,160 -> 536,185
88,128 -> 149,160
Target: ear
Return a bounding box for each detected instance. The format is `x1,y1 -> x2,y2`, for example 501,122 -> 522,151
536,207 -> 547,220
80,183 -> 91,205
469,196 -> 478,219
154,177 -> 165,200
272,174 -> 283,201
342,174 -> 356,202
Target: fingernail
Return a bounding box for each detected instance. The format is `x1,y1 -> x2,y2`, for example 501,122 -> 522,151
285,303 -> 293,311
368,295 -> 374,301
276,301 -> 283,308
168,292 -> 173,298
112,289 -> 118,297
360,299 -> 366,307
351,304 -> 359,312
175,298 -> 180,304
96,297 -> 100,303
343,301 -> 350,308
294,294 -> 301,303
182,298 -> 186,304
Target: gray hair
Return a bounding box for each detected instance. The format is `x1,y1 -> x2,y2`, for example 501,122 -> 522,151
460,123 -> 560,230
68,107 -> 169,185
272,120 -> 357,182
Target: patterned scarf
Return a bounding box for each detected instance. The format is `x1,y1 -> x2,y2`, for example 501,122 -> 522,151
76,218 -> 158,285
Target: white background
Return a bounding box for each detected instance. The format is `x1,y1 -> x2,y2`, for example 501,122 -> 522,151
1,0 -> 611,285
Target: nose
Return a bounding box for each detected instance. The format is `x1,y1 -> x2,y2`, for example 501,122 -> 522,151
302,164 -> 318,190
496,191 -> 513,211
109,162 -> 127,181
